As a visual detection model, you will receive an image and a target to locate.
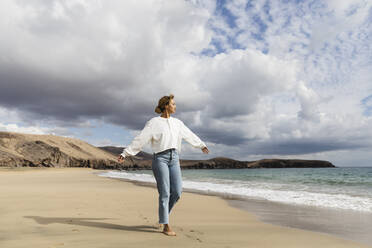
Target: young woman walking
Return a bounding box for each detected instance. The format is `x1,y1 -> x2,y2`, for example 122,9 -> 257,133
118,94 -> 209,236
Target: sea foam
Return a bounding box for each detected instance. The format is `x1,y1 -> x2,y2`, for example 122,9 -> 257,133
98,170 -> 372,213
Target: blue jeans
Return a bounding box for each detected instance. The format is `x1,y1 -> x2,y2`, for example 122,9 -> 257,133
152,148 -> 183,224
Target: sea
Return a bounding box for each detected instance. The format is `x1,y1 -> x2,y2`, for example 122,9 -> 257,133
98,167 -> 372,245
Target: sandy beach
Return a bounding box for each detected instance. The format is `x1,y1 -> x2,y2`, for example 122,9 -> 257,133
0,168 -> 370,248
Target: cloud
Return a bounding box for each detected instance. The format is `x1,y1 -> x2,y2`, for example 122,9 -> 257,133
0,121 -> 69,136
0,123 -> 46,135
1,0 -> 372,165
0,0 -> 211,121
201,49 -> 298,117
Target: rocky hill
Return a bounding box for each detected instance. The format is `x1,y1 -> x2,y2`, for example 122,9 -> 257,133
0,132 -> 122,169
99,146 -> 336,170
0,132 -> 335,169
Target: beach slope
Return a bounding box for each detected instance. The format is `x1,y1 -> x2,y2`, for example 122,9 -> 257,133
0,168 -> 369,248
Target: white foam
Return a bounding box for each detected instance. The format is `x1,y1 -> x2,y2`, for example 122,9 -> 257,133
98,171 -> 372,213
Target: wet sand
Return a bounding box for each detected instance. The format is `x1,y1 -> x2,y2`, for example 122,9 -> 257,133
227,197 -> 372,246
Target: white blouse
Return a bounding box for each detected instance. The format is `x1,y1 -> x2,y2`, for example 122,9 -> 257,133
121,116 -> 206,158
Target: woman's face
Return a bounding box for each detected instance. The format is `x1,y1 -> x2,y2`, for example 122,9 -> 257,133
166,99 -> 176,114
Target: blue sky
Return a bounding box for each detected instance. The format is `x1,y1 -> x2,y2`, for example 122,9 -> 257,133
0,0 -> 371,166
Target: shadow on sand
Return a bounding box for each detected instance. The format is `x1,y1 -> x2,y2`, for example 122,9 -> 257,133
24,216 -> 159,234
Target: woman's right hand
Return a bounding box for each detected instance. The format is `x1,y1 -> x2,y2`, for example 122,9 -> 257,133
117,155 -> 125,163
202,146 -> 209,154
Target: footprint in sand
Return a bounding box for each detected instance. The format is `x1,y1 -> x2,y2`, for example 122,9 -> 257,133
185,228 -> 204,242
190,229 -> 204,235
138,213 -> 150,223
185,234 -> 203,243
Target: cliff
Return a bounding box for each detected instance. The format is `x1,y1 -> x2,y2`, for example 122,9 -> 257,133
0,132 -> 122,169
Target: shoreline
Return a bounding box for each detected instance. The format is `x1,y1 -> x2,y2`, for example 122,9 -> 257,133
227,197 -> 372,246
97,172 -> 372,247
1,167 -> 370,248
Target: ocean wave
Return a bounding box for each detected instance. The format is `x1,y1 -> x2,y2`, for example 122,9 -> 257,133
98,171 -> 372,213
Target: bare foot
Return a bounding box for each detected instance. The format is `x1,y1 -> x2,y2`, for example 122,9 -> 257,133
163,229 -> 177,236
163,225 -> 176,236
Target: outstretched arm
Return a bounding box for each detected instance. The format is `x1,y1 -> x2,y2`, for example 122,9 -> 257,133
118,120 -> 153,162
180,121 -> 209,154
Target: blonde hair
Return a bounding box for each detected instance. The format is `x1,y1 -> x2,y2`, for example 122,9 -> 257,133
155,94 -> 174,114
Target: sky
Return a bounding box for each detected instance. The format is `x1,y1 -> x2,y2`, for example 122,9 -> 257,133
0,0 -> 371,167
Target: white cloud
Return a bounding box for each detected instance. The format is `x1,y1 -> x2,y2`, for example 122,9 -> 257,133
201,49 -> 297,121
1,0 -> 372,165
0,123 -> 46,135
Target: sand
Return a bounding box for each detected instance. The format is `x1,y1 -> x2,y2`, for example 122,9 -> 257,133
0,167 -> 370,248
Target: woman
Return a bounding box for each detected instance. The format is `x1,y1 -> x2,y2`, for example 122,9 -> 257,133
117,94 -> 209,236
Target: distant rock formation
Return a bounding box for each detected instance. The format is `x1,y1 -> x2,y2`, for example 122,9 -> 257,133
99,146 -> 336,170
0,133 -> 335,169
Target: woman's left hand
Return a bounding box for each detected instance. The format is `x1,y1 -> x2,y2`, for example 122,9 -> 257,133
202,146 -> 209,154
